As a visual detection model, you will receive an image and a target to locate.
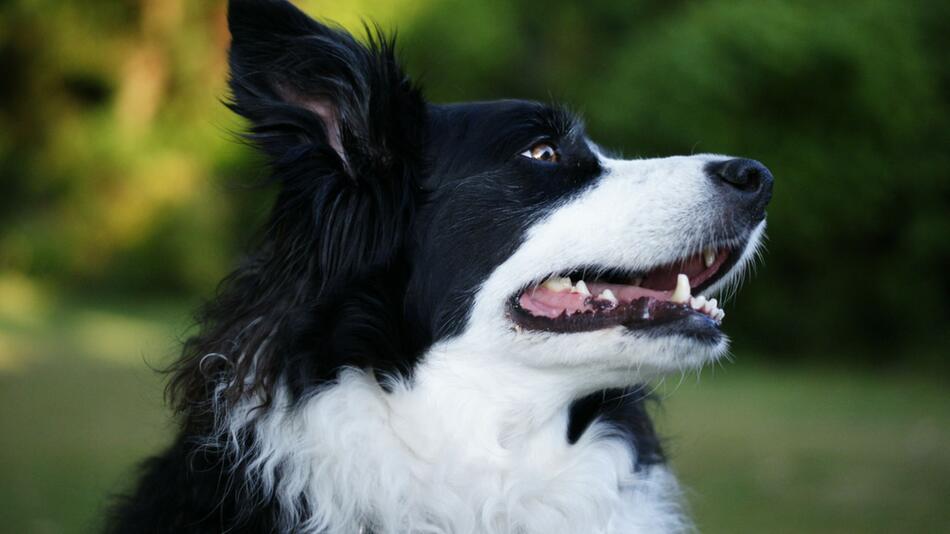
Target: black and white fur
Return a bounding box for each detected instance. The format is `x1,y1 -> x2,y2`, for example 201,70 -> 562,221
107,1 -> 773,532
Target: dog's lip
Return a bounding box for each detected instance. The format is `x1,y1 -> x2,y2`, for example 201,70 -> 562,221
506,243 -> 743,335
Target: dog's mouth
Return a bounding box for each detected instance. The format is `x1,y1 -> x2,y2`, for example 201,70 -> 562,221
508,243 -> 744,340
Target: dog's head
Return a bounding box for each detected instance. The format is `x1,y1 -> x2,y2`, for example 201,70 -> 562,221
176,0 -> 772,410
409,101 -> 770,379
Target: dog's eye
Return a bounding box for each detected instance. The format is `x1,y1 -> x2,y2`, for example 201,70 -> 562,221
521,142 -> 559,163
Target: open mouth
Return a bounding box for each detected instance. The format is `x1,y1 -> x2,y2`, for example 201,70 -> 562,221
508,244 -> 743,338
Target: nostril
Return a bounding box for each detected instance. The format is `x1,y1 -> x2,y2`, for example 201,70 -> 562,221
735,166 -> 761,191
706,158 -> 772,193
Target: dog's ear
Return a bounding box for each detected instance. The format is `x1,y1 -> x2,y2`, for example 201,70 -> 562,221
227,0 -> 424,179
167,2 -> 426,418
227,0 -> 425,281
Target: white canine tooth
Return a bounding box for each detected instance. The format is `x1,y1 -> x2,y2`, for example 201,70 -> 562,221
703,247 -> 716,268
572,280 -> 591,296
599,289 -> 618,306
670,274 -> 691,304
542,276 -> 572,292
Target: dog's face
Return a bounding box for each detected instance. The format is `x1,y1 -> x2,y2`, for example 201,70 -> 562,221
212,1 -> 772,402
409,101 -> 771,378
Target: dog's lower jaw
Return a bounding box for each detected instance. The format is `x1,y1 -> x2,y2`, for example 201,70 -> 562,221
470,306 -> 730,380
225,336 -> 690,533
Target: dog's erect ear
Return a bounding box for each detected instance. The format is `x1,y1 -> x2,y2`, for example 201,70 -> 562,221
227,0 -> 425,281
227,0 -> 424,177
165,2 -> 427,416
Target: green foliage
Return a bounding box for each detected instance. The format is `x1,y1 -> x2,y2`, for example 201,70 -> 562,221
1,0 -> 947,362
0,0 -> 249,294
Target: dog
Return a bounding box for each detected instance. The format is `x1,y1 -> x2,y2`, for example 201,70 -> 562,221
106,1 -> 772,532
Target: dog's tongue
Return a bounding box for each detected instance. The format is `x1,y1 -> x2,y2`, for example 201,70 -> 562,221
518,288 -> 590,318
518,282 -> 672,319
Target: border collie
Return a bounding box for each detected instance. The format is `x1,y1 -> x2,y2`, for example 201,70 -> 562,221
107,1 -> 773,532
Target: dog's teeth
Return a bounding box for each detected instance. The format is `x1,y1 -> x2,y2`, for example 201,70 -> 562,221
690,296 -> 706,310
542,276 -> 572,292
598,289 -> 618,306
670,274 -> 691,304
572,280 -> 591,296
690,294 -> 725,320
703,247 -> 716,268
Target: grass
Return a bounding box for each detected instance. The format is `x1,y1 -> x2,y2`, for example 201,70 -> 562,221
655,366 -> 950,533
1,291 -> 947,533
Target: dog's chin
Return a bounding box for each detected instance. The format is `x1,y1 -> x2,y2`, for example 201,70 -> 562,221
540,325 -> 729,374
504,324 -> 728,381
620,329 -> 729,373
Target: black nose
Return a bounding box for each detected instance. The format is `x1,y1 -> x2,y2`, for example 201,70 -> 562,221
705,158 -> 774,220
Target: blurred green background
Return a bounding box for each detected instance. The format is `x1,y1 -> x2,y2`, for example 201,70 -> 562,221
1,0 -> 948,532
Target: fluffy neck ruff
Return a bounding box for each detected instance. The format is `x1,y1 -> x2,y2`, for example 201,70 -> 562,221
221,337 -> 688,534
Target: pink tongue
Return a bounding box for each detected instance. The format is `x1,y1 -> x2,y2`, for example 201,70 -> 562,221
586,282 -> 671,302
519,288 -> 590,318
518,283 -> 673,319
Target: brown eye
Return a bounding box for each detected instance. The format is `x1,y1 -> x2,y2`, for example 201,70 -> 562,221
521,142 -> 559,163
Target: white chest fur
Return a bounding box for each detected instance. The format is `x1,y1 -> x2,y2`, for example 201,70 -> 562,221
225,342 -> 688,533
